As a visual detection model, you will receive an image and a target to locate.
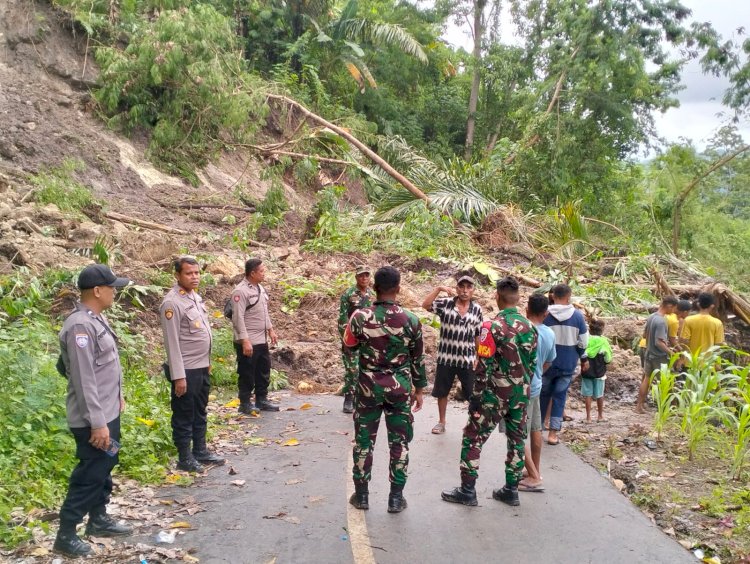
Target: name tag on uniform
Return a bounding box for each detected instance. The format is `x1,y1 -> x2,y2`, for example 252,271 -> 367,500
476,321 -> 496,358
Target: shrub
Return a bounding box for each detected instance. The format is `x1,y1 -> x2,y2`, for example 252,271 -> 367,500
94,4 -> 267,183
31,159 -> 95,214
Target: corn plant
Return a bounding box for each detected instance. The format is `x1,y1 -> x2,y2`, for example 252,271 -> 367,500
651,357 -> 678,441
676,355 -> 737,460
730,365 -> 750,480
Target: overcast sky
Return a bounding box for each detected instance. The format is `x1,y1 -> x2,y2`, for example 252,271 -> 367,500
442,0 -> 750,153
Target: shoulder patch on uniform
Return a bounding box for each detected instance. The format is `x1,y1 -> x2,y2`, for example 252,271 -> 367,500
477,321 -> 496,358
75,333 -> 89,348
233,295 -> 240,302
164,309 -> 174,320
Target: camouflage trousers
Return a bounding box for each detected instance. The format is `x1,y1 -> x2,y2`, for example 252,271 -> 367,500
460,381 -> 529,487
352,388 -> 414,488
341,344 -> 359,396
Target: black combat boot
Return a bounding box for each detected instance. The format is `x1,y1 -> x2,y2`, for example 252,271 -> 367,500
387,492 -> 407,513
492,484 -> 520,506
349,483 -> 369,510
441,483 -> 478,506
176,444 -> 204,472
256,398 -> 279,412
238,402 -> 260,416
192,437 -> 226,466
85,507 -> 133,537
53,524 -> 92,557
342,394 -> 354,414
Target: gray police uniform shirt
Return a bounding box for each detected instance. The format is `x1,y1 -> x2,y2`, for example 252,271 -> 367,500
59,303 -> 123,429
160,285 -> 212,380
230,279 -> 272,346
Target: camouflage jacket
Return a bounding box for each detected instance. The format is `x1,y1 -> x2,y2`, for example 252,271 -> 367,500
338,285 -> 374,337
344,300 -> 427,392
475,307 -> 537,390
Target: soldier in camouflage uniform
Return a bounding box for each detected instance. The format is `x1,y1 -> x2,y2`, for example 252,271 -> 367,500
442,276 -> 537,507
338,265 -> 373,414
343,266 -> 426,513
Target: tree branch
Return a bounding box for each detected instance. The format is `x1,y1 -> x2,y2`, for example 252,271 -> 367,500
671,144 -> 750,253
264,94 -> 430,204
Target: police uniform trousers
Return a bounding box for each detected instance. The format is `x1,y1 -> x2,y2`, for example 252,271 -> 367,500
171,367 -> 210,448
59,416 -> 121,528
235,343 -> 271,403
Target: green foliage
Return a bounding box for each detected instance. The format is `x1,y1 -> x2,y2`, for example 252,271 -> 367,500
677,355 -> 737,461
94,4 -> 267,183
0,268 -> 225,546
279,273 -> 351,314
575,281 -> 656,317
256,183 -> 289,223
651,360 -> 679,441
304,194 -> 477,260
269,368 -> 289,391
31,159 -> 95,214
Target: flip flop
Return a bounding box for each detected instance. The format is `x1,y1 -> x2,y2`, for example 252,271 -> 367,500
518,482 -> 545,493
563,415 -> 574,422
431,423 -> 446,434
547,438 -> 560,446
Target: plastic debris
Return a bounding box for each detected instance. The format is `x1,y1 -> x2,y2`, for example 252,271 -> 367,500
155,530 -> 177,544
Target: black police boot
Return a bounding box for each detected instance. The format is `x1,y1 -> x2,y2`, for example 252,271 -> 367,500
349,483 -> 369,510
192,437 -> 226,466
343,394 -> 354,414
238,402 -> 260,416
85,508 -> 132,537
176,444 -> 204,472
387,490 -> 408,513
492,484 -> 520,506
54,525 -> 92,557
441,483 -> 478,506
256,398 -> 280,412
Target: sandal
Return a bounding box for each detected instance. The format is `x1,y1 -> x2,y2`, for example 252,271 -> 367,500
431,423 -> 446,434
547,437 -> 560,446
518,482 -> 545,493
563,415 -> 574,422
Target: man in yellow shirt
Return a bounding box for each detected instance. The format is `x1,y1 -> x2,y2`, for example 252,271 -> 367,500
681,292 -> 725,355
638,299 -> 691,358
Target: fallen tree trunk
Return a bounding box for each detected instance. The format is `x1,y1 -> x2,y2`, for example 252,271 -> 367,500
264,94 -> 430,205
105,211 -> 188,235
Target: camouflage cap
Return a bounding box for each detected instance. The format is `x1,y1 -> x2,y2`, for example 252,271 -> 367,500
355,265 -> 371,275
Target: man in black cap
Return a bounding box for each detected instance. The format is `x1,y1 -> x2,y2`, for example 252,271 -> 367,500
54,264 -> 133,557
421,272 -> 483,434
338,265 -> 373,413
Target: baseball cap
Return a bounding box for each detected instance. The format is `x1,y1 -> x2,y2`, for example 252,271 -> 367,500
355,265 -> 371,275
457,275 -> 475,285
77,264 -> 131,290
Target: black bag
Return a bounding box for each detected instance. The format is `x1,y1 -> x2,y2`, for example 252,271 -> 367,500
223,285 -> 262,319
582,352 -> 608,379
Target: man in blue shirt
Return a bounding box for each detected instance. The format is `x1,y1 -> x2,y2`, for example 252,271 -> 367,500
540,284 -> 588,446
520,293 -> 556,491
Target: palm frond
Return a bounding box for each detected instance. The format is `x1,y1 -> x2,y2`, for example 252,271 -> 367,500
339,19 -> 428,64
364,137 -> 500,224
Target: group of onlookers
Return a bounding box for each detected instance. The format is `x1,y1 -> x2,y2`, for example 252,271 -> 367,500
636,291 -> 725,413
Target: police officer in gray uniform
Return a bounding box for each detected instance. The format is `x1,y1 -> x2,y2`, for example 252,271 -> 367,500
231,257 -> 279,413
54,264 -> 133,557
160,256 -> 224,472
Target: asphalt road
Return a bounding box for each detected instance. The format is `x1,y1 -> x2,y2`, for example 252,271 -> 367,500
159,395 -> 692,564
